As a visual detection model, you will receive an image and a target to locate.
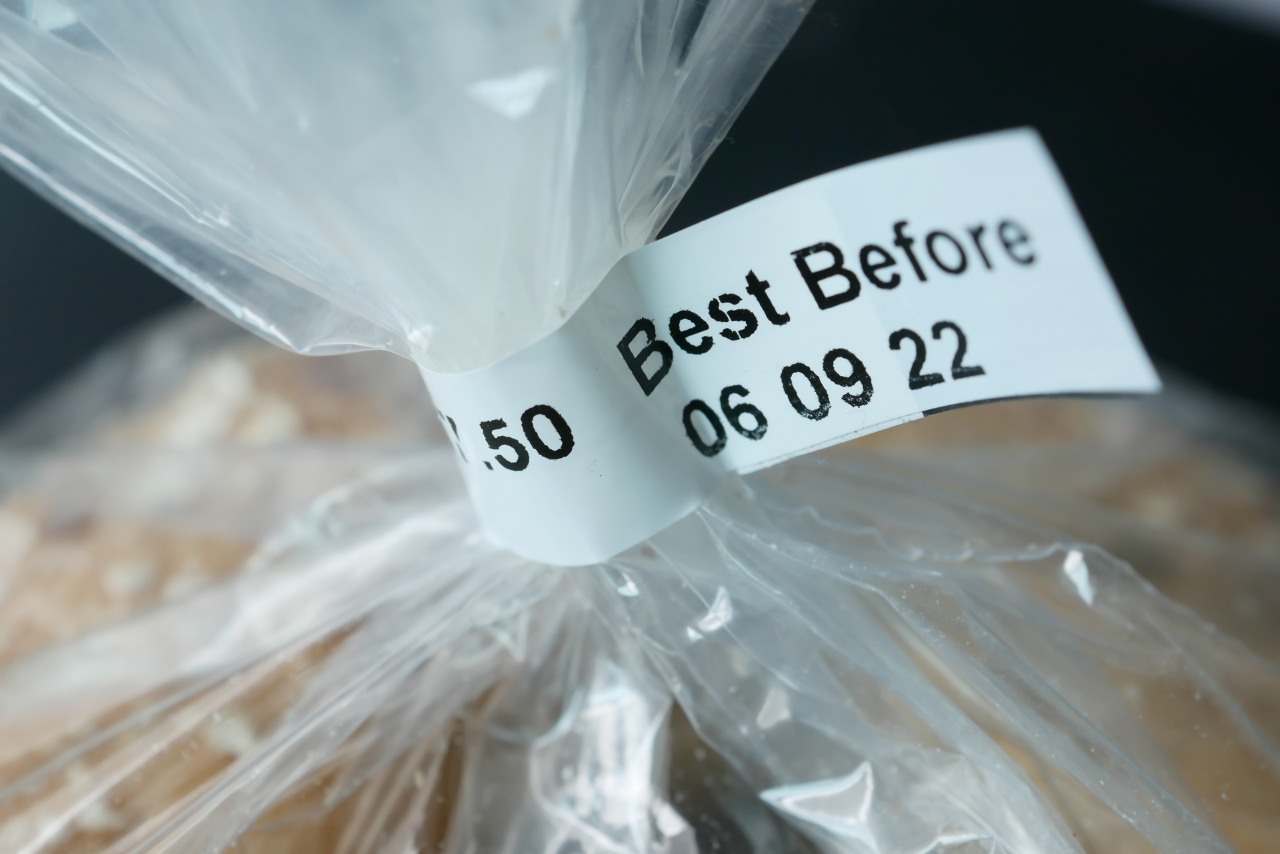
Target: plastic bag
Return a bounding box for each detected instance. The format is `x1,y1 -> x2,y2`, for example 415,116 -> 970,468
856,388 -> 1280,668
0,3 -> 1278,853
0,0 -> 802,371
2,314 -> 1278,852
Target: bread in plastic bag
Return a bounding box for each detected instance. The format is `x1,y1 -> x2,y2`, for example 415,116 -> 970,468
0,1 -> 1277,851
0,311 -> 1276,852
858,389 -> 1280,668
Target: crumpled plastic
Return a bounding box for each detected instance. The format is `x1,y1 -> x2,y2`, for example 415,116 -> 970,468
0,0 -> 804,372
0,1 -> 1277,852
0,313 -> 1276,852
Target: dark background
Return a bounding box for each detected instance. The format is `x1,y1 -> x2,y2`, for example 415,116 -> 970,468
1,0 -> 1277,416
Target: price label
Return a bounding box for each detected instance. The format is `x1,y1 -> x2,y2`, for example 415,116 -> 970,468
423,129 -> 1159,565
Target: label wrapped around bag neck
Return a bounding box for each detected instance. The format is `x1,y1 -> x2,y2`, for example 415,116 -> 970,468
422,129 -> 1160,565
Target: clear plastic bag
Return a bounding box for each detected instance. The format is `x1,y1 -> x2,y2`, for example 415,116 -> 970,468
0,2 -> 1277,852
1,313 -> 1279,852
0,0 -> 802,371
856,389 -> 1280,668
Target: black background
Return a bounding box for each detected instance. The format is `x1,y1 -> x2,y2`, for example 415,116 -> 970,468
1,0 -> 1277,416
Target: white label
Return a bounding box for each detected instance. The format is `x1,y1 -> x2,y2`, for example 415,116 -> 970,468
423,129 -> 1160,565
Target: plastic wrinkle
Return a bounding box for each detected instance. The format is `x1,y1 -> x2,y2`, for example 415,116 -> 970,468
0,0 -> 811,371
